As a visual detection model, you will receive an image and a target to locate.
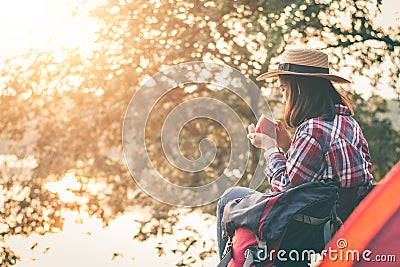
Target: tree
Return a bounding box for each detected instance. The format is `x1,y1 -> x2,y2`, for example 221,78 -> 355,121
1,0 -> 399,264
350,93 -> 400,180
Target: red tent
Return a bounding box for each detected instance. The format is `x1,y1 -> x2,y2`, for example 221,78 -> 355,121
320,161 -> 400,266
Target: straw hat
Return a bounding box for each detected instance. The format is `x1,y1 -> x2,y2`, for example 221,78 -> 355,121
256,48 -> 350,84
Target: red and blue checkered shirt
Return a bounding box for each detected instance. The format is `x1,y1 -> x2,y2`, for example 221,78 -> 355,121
265,104 -> 373,192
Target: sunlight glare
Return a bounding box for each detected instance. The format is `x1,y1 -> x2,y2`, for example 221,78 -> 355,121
0,0 -> 106,61
44,172 -> 81,203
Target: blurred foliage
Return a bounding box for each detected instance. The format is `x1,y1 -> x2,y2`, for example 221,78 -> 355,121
350,93 -> 400,180
132,210 -> 217,266
144,83 -> 257,188
0,246 -> 19,267
0,0 -> 399,265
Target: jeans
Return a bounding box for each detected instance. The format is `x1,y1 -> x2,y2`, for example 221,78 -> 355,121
216,186 -> 257,259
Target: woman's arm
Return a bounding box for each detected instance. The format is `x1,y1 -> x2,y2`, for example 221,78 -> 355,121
265,133 -> 325,192
275,121 -> 291,153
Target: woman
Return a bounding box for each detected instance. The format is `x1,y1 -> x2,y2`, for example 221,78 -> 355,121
216,48 -> 374,265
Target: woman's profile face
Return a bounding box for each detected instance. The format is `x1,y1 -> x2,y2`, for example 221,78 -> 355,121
278,76 -> 290,104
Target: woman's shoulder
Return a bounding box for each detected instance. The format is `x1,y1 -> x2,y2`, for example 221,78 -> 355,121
297,113 -> 363,148
297,117 -> 335,137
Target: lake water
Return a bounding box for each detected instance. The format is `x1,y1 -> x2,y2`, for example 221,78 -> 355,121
5,206 -> 219,266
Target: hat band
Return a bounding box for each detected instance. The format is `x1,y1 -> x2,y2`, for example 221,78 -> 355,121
278,63 -> 329,74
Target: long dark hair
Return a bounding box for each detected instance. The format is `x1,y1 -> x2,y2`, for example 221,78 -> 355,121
279,75 -> 354,127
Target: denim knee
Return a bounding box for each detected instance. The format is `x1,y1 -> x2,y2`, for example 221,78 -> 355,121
221,186 -> 256,199
218,186 -> 256,209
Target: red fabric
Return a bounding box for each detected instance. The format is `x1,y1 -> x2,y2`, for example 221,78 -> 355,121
258,194 -> 280,239
353,209 -> 400,266
228,228 -> 284,267
320,161 -> 400,267
228,228 -> 257,267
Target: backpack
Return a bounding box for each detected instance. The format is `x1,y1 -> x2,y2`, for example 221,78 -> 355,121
218,181 -> 340,267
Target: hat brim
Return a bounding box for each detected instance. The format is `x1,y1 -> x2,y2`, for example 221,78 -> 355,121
256,70 -> 351,84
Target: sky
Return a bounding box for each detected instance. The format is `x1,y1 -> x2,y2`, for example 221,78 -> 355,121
0,0 -> 399,98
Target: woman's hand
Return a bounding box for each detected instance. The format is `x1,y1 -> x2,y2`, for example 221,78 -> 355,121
275,121 -> 291,153
247,124 -> 276,150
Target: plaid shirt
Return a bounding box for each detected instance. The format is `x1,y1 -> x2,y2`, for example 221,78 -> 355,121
265,104 -> 373,192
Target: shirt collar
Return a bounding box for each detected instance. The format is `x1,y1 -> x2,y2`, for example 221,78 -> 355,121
335,104 -> 351,116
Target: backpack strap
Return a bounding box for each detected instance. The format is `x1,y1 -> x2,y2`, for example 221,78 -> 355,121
292,214 -> 331,225
323,220 -> 332,245
217,239 -> 233,267
243,250 -> 255,267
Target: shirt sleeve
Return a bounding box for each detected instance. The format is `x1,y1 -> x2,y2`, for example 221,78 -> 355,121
264,133 -> 325,192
